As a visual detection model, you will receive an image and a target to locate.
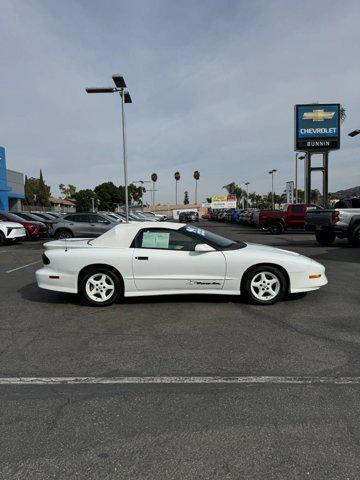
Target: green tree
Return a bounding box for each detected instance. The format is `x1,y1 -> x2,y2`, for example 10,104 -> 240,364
59,183 -> 77,199
37,170 -> 51,206
340,106 -> 346,124
94,182 -> 124,211
24,176 -> 39,205
74,189 -> 98,212
151,173 -> 158,206
128,184 -> 145,205
184,191 -> 189,205
174,171 -> 180,205
193,170 -> 200,204
222,182 -> 243,205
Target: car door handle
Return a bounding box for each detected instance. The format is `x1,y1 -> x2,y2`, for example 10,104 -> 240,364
135,256 -> 149,260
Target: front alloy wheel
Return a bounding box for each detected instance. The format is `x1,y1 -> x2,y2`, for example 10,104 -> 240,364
244,266 -> 287,305
80,268 -> 122,306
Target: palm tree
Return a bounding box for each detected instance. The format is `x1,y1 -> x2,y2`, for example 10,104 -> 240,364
248,192 -> 257,207
193,170 -> 200,204
151,173 -> 158,206
174,171 -> 180,205
340,106 -> 346,124
222,182 -> 243,206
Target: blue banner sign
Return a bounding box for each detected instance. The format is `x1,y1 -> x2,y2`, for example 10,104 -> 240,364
295,104 -> 340,151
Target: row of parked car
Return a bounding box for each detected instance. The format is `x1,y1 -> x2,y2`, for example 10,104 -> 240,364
0,210 -> 167,245
205,198 -> 360,247
206,208 -> 257,225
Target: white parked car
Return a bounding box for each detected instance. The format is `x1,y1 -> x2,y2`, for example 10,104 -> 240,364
36,222 -> 327,306
0,221 -> 27,245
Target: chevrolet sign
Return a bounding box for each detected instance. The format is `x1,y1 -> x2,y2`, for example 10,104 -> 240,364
295,103 -> 340,151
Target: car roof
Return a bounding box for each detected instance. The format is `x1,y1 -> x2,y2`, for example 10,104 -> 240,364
90,221 -> 183,248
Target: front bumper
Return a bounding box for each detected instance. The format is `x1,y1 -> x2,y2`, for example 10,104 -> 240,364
290,270 -> 328,293
7,227 -> 26,239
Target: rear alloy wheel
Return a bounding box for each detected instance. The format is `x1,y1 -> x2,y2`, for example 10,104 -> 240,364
243,266 -> 287,305
80,268 -> 122,306
268,222 -> 284,235
55,229 -> 73,240
315,231 -> 336,246
350,225 -> 360,247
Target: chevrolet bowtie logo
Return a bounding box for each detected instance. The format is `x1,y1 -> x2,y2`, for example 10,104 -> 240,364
302,109 -> 335,122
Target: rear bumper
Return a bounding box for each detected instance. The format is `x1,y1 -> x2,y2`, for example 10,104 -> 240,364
305,224 -> 348,235
36,267 -> 77,293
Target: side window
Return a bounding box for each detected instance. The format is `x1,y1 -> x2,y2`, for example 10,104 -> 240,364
89,214 -> 106,223
134,229 -> 198,251
291,205 -> 303,213
75,214 -> 90,223
64,215 -> 75,222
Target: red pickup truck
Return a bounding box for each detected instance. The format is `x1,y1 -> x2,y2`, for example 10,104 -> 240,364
253,203 -> 321,234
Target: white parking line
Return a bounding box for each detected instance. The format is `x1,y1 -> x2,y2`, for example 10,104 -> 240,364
0,376 -> 360,385
6,261 -> 41,274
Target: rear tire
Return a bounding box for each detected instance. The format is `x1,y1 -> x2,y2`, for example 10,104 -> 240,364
268,222 -> 285,235
243,266 -> 287,305
80,268 -> 122,306
315,231 -> 336,246
55,229 -> 74,240
0,231 -> 5,246
350,225 -> 360,247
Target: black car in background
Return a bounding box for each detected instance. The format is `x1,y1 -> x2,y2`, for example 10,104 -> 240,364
179,211 -> 199,223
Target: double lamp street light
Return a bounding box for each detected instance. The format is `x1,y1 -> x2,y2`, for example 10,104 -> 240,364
85,74 -> 132,223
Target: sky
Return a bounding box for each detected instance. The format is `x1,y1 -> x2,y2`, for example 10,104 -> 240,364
1,0 -> 360,204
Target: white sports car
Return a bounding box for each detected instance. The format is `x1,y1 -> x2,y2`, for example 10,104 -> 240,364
36,222 -> 327,306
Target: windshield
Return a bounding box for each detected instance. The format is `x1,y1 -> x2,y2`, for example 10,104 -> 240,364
179,225 -> 246,250
4,212 -> 28,222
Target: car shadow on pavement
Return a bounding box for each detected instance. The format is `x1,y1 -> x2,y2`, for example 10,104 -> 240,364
18,282 -> 79,305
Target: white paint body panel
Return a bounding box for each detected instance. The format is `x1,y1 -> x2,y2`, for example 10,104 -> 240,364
35,222 -> 327,298
0,221 -> 26,240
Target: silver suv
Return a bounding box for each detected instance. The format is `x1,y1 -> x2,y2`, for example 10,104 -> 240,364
51,213 -> 116,239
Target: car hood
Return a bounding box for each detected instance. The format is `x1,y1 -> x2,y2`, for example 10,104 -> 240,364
245,242 -> 301,256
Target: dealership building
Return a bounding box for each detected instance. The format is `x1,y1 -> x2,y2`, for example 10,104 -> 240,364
0,146 -> 25,212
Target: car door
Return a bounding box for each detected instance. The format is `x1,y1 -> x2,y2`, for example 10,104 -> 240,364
287,205 -> 305,228
88,214 -> 113,236
132,228 -> 226,292
64,214 -> 92,237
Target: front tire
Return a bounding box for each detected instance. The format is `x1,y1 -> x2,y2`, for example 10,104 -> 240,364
0,231 -> 5,246
350,225 -> 360,247
268,222 -> 285,235
315,231 -> 336,246
243,266 -> 287,305
80,268 -> 122,306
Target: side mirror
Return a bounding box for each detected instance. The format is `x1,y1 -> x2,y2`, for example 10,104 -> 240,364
195,243 -> 215,253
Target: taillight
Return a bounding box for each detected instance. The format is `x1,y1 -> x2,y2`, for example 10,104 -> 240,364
332,210 -> 340,223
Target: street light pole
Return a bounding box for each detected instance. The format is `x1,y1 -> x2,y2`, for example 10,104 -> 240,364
120,89 -> 129,222
85,74 -> 132,223
244,182 -> 250,208
268,169 -> 277,210
295,153 -> 305,203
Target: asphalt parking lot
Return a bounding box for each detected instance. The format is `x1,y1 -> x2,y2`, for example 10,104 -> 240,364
1,221 -> 360,479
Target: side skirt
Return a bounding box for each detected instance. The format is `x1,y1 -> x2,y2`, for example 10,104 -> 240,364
125,289 -> 240,297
